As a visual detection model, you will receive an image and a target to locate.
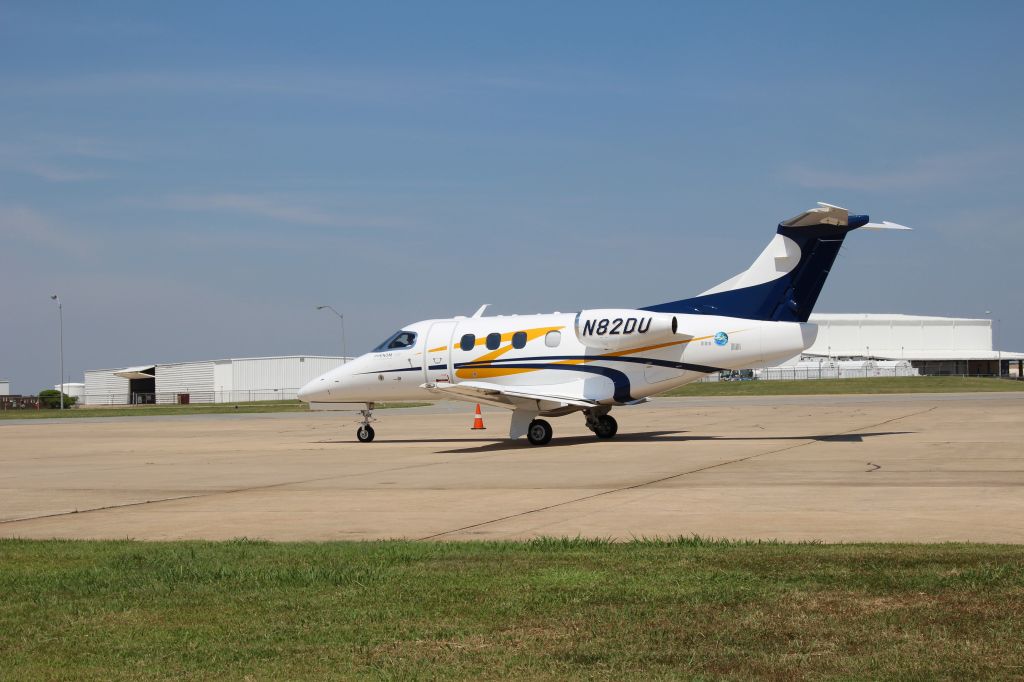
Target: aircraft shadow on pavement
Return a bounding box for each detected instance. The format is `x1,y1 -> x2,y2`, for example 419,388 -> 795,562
315,437 -> 504,445
313,431 -> 909,454
419,430 -> 913,454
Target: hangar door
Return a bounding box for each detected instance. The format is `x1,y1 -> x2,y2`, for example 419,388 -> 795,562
114,366 -> 156,404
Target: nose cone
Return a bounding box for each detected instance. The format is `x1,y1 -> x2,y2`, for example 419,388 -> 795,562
297,376 -> 330,403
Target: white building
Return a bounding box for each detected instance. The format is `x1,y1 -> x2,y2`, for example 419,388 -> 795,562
84,356 -> 349,405
0,380 -> 9,396
54,382 -> 86,401
804,314 -> 1024,376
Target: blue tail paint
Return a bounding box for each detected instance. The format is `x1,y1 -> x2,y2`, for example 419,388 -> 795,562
643,211 -> 870,323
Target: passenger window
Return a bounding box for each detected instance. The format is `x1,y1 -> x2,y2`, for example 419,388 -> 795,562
512,331 -> 527,349
486,332 -> 501,350
545,331 -> 561,348
460,334 -> 476,351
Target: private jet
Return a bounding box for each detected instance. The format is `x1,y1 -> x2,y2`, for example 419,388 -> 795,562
298,203 -> 908,444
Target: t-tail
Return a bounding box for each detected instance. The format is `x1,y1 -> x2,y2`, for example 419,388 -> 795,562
643,202 -> 910,322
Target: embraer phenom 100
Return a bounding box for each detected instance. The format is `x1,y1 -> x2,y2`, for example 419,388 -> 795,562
298,203 -> 909,445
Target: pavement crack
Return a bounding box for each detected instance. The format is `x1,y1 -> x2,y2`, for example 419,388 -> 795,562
0,448 -> 514,527
418,406 -> 937,540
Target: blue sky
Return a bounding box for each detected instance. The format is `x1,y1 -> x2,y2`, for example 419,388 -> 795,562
2,1 -> 1022,392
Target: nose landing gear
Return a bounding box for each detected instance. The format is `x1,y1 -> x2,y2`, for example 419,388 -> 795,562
356,403 -> 376,443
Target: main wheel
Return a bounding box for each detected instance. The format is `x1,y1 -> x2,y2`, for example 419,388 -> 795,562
594,415 -> 618,439
526,419 -> 553,445
356,425 -> 375,443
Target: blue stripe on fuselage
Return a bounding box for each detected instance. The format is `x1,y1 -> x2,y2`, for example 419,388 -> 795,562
456,354 -> 725,374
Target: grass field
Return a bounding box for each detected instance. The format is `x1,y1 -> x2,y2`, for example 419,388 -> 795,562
0,400 -> 431,420
663,375 -> 1024,397
2,539 -> 1022,680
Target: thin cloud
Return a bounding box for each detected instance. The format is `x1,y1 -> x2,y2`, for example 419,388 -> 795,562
21,162 -> 107,182
0,204 -> 86,253
781,148 -> 1016,192
0,136 -> 123,183
150,193 -> 404,229
8,68 -> 571,101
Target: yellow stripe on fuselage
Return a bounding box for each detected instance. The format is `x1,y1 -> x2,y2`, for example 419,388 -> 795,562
453,328 -> 735,380
454,326 -> 563,379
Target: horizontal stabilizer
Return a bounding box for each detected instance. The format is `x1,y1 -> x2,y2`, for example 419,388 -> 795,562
861,221 -> 913,231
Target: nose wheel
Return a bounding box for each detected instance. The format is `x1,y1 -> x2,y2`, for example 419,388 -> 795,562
356,404 -> 376,443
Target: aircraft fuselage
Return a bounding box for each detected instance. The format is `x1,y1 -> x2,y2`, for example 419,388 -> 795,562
298,311 -> 816,406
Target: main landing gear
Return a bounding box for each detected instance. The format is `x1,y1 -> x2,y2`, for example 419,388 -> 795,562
524,410 -> 619,446
585,409 -> 618,440
356,404 -> 376,443
527,419 -> 553,446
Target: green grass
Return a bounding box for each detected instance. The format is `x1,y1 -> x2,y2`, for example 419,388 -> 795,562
0,400 -> 431,420
2,538 -> 1023,680
662,375 -> 1024,397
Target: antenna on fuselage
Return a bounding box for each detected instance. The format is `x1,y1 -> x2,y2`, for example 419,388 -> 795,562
471,304 -> 490,318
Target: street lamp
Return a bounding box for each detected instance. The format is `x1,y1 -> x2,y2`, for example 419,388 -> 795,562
50,294 -> 64,410
316,305 -> 347,364
985,310 -> 1001,377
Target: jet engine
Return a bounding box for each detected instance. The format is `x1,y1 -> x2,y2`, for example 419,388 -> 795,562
574,309 -> 682,351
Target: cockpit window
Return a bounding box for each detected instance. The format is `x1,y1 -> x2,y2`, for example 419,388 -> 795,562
372,330 -> 417,352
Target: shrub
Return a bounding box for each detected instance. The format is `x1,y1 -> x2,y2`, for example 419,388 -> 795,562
38,389 -> 77,408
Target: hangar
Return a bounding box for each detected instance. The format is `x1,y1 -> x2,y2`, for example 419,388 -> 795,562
804,314 -> 1024,377
83,355 -> 349,405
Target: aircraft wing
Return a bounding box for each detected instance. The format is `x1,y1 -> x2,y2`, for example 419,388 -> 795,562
421,380 -> 598,411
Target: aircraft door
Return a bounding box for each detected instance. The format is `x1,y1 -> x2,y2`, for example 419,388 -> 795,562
423,321 -> 457,386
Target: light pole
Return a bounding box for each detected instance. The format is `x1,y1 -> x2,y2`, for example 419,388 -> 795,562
986,310 -> 1001,377
316,305 -> 347,364
50,294 -> 64,410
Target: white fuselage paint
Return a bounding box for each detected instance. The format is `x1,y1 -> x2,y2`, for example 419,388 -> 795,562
297,312 -> 817,406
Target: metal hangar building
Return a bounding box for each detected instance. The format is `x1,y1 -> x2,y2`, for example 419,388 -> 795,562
83,355 -> 349,405
804,314 -> 1024,376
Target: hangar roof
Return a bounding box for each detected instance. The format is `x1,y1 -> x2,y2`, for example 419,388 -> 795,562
810,314 -> 989,323
805,350 -> 1024,361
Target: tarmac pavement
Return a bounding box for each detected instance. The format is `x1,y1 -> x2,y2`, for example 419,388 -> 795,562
1,393 -> 1022,542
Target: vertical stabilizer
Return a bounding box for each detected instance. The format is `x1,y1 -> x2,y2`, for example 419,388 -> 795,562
642,203 -> 884,323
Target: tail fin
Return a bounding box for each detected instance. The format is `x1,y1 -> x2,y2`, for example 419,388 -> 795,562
643,203 -> 909,323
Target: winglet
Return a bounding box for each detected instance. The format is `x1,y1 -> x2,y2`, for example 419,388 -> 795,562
472,304 -> 490,318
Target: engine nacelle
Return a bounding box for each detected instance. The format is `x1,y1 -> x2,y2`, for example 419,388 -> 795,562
575,309 -> 680,351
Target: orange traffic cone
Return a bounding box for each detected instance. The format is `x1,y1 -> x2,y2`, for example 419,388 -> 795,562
471,404 -> 486,430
